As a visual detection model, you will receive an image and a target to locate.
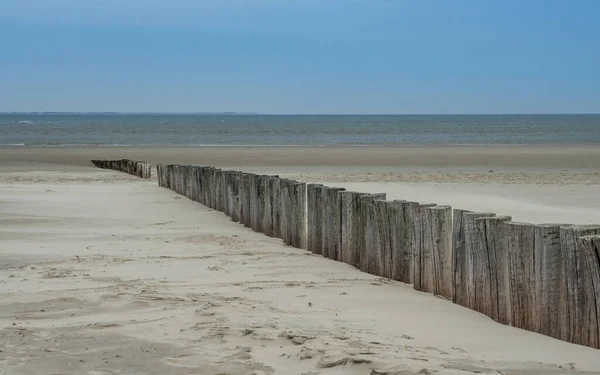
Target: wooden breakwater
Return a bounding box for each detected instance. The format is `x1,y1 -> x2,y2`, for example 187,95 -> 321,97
91,159 -> 152,178
156,164 -> 600,350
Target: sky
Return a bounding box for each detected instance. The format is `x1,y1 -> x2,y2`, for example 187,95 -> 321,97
0,0 -> 599,114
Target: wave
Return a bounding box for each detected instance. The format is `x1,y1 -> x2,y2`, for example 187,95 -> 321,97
18,120 -> 35,124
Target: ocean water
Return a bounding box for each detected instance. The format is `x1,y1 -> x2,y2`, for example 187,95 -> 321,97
1,114 -> 599,146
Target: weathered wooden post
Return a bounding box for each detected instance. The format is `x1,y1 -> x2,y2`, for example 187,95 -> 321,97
249,174 -> 257,230
188,166 -> 197,201
249,174 -> 263,233
387,200 -> 405,281
156,164 -> 162,186
291,182 -> 307,249
167,164 -> 174,190
180,165 -> 187,197
339,191 -> 367,267
222,171 -> 230,215
262,176 -> 276,236
229,171 -> 241,222
185,165 -> 193,199
374,200 -> 394,278
504,221 -> 536,331
321,187 -> 345,259
307,184 -> 324,254
209,167 -> 218,210
410,203 -> 437,291
357,193 -> 386,274
241,173 -> 253,228
473,215 -> 511,321
221,170 -> 228,213
224,171 -> 234,218
559,225 -> 600,346
423,205 -> 453,299
272,177 -> 282,239
173,165 -> 181,194
214,168 -> 223,211
581,235 -> 600,349
279,179 -> 292,245
238,173 -> 248,225
453,210 -> 496,309
393,201 -> 418,283
196,166 -> 204,203
533,223 -> 564,338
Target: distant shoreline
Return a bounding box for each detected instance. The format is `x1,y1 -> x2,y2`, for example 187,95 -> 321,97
2,112 -> 600,116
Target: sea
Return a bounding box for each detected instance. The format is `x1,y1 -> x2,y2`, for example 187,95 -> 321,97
1,114 -> 599,146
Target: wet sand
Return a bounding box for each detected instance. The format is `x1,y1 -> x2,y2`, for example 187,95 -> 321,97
2,144 -> 600,171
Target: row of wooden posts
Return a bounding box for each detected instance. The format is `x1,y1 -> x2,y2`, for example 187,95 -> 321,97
91,159 -> 152,178
149,163 -> 600,350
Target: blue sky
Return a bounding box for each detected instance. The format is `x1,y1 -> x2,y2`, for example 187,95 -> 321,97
1,0 -> 599,114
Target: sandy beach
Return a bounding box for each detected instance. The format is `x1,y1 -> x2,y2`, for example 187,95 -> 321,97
2,146 -> 600,374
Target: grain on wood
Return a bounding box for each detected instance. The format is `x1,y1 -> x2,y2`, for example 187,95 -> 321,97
581,235 -> 600,349
559,225 -> 600,346
424,205 -> 454,299
339,191 -> 368,268
453,210 -> 496,309
533,224 -> 564,338
410,203 -> 437,292
473,215 -> 511,321
307,184 -> 324,254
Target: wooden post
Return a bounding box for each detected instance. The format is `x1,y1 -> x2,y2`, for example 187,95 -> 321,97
189,166 -> 197,201
559,225 -> 600,346
357,193 -> 386,273
279,179 -> 291,245
307,184 -> 324,254
178,165 -> 185,196
339,191 -> 367,267
229,171 -> 241,222
244,173 -> 255,228
166,165 -> 173,190
214,169 -> 222,211
239,173 -> 249,226
453,210 -> 496,309
410,203 -> 437,291
196,166 -> 204,203
322,187 -> 346,260
173,165 -> 182,195
387,200 -> 405,281
272,177 -> 282,239
185,165 -> 193,199
156,164 -> 163,187
504,221 -> 536,331
211,168 -> 218,209
262,176 -> 276,236
222,171 -> 230,216
472,215 -> 512,320
291,182 -> 307,249
534,223 -> 564,339
375,200 -> 394,278
250,174 -> 263,233
424,205 -> 454,299
394,201 -> 418,283
581,235 -> 600,349
221,170 -> 228,213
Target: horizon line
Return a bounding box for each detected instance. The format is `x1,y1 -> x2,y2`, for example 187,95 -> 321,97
1,112 -> 600,116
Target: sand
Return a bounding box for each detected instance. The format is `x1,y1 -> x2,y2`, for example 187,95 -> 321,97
1,146 -> 600,374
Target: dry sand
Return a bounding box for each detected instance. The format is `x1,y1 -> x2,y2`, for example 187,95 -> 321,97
1,147 -> 600,374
